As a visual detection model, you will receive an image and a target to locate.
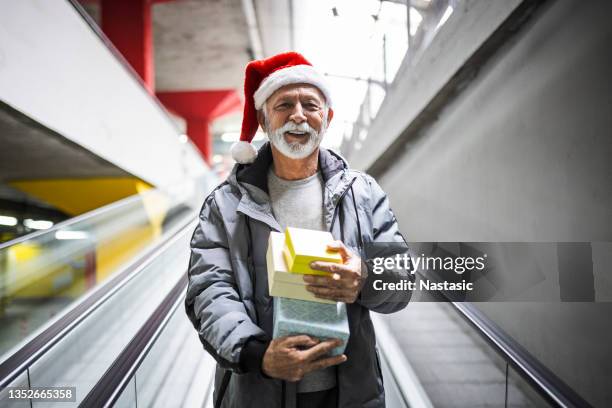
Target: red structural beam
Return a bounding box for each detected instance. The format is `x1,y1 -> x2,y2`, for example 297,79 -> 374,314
157,90 -> 242,163
97,0 -> 243,163
101,0 -> 154,92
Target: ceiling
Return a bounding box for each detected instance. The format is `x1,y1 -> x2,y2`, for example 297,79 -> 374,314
81,0 -> 267,93
152,0 -> 253,91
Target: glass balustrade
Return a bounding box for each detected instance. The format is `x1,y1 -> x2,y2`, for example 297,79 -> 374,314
0,183 -> 205,360
17,221 -> 195,406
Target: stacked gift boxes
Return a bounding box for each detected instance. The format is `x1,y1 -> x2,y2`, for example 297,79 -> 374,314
267,227 -> 350,356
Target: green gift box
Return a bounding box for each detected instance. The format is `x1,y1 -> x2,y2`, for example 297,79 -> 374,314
272,297 -> 350,356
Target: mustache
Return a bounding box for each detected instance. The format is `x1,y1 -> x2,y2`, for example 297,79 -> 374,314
276,121 -> 316,135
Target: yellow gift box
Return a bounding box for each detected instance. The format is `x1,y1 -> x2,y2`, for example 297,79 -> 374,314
267,232 -> 334,304
282,227 -> 343,276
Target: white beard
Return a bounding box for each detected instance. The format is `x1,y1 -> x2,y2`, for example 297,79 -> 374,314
265,114 -> 327,160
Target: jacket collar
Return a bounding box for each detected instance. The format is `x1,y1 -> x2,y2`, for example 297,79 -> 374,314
228,142 -> 355,231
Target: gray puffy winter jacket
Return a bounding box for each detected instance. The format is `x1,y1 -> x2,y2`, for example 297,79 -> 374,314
185,143 -> 411,408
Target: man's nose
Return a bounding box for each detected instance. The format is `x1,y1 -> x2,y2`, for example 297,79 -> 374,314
288,104 -> 307,124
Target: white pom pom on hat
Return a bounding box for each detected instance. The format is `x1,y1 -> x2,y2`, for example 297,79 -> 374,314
230,141 -> 258,164
234,51 -> 333,164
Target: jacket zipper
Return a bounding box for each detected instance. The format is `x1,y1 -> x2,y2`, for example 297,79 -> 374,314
329,177 -> 357,233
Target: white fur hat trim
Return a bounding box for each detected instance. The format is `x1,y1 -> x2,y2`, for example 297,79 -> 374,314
253,65 -> 332,110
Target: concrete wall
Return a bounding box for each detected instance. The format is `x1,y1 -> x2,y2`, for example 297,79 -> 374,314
358,1 -> 612,406
0,0 -> 207,189
345,0 -> 522,174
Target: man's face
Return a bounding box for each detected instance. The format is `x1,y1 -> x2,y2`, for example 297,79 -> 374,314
261,83 -> 330,159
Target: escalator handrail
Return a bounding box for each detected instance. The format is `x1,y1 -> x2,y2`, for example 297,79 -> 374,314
447,301 -> 592,408
80,273 -> 187,407
0,192 -> 146,251
419,265 -> 592,408
0,216 -> 197,390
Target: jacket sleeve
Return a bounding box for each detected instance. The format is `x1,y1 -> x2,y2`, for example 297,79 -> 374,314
356,175 -> 414,314
185,194 -> 269,374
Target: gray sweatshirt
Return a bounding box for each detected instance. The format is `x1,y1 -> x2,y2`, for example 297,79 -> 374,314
267,168 -> 336,393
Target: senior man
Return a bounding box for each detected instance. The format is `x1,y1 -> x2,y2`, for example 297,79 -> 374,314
186,52 -> 411,408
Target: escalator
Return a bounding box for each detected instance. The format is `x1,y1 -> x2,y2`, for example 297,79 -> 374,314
0,181 -> 215,406
375,279 -> 594,407
0,190 -> 593,407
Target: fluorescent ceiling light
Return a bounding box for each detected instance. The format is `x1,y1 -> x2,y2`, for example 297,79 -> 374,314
220,132 -> 241,143
0,215 -> 18,226
220,131 -> 270,142
55,230 -> 89,240
24,219 -> 54,230
253,131 -> 266,141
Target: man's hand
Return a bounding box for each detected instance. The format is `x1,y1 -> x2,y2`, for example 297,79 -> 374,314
261,335 -> 347,381
304,241 -> 364,303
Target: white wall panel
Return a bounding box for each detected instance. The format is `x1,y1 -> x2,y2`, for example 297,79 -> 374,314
0,0 -> 207,187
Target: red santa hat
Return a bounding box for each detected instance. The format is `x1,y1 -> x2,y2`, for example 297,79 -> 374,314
231,52 -> 333,164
